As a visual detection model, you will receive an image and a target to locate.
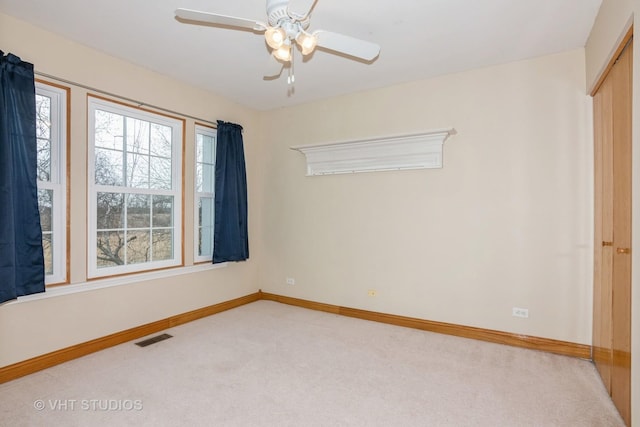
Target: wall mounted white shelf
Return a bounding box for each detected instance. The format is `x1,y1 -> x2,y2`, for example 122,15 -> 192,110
291,128 -> 455,176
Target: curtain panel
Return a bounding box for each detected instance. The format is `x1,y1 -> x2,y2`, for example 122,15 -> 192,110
213,120 -> 249,264
0,51 -> 45,304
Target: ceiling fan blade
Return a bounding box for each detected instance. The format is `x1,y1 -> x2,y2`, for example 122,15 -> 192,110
315,31 -> 380,61
287,0 -> 318,20
264,53 -> 285,78
175,8 -> 267,31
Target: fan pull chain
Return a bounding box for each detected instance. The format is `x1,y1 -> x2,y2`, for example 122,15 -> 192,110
287,49 -> 296,96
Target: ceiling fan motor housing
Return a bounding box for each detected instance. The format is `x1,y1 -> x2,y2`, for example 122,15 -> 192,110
267,0 -> 289,25
267,0 -> 310,28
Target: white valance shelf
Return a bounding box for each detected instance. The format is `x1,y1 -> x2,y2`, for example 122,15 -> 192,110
291,128 -> 455,176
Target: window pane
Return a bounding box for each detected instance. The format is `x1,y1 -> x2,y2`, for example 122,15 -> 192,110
150,156 -> 172,189
126,230 -> 151,264
96,230 -> 125,267
126,153 -> 150,188
201,134 -> 215,164
95,110 -> 124,150
35,94 -> 51,139
152,195 -> 173,227
150,123 -> 172,158
202,163 -> 215,193
97,192 -> 124,230
38,189 -> 53,232
198,197 -> 214,257
199,227 -> 214,257
196,134 -> 203,163
95,148 -> 124,186
199,197 -> 214,227
126,117 -> 150,154
152,229 -> 173,261
36,94 -> 52,183
42,232 -> 53,275
36,138 -> 51,181
127,194 -> 150,228
196,163 -> 203,192
196,132 -> 215,192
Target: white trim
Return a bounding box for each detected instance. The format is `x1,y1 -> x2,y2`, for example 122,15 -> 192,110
291,129 -> 456,176
7,262 -> 228,304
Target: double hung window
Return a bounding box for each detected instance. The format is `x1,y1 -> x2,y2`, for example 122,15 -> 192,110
194,125 -> 216,263
87,97 -> 183,277
36,82 -> 68,284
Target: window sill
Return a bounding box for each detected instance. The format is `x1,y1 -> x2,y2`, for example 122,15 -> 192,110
8,262 -> 228,305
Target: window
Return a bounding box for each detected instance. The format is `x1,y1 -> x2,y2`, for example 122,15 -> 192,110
36,82 -> 68,284
87,97 -> 183,278
194,125 -> 216,263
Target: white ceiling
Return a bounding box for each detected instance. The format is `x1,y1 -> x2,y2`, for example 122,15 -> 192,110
0,0 -> 602,111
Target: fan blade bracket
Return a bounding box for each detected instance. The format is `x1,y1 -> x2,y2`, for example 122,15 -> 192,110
253,21 -> 269,31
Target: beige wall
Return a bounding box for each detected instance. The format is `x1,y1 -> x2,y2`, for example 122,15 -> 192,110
0,13 -> 263,367
259,49 -> 593,344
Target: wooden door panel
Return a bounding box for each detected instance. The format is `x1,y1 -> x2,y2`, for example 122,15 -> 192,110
592,37 -> 632,426
610,40 -> 632,427
593,71 -> 614,391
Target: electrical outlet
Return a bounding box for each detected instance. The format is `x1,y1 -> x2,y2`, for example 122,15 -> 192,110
368,289 -> 377,297
512,307 -> 529,318
286,277 -> 295,285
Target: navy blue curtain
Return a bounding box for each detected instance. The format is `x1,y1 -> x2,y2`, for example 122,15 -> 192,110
0,51 -> 45,304
213,120 -> 249,264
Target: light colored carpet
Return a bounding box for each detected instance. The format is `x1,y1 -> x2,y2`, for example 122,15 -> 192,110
0,300 -> 624,426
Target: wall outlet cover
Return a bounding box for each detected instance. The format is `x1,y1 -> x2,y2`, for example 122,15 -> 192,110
512,307 -> 529,318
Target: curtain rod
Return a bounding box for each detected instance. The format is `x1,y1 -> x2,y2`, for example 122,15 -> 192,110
35,71 -> 218,127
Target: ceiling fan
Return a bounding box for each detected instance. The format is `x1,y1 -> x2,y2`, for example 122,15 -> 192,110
175,0 -> 381,81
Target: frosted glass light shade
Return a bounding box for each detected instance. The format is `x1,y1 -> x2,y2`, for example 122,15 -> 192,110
296,32 -> 317,55
274,44 -> 292,62
265,27 -> 286,49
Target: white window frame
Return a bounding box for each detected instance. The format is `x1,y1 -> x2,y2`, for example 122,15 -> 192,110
35,82 -> 68,285
87,96 -> 183,278
194,125 -> 216,263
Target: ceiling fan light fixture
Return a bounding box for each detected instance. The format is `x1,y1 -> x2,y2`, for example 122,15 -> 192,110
296,31 -> 317,55
176,0 -> 382,87
265,26 -> 286,49
274,43 -> 292,62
